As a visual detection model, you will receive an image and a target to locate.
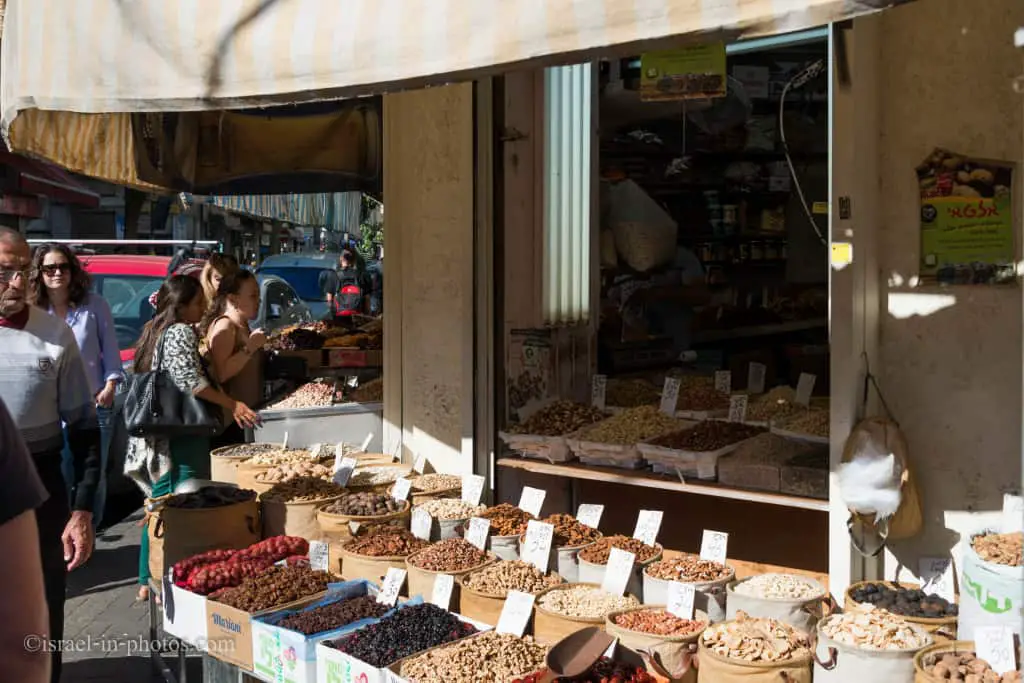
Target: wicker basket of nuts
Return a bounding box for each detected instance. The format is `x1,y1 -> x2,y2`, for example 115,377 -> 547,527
458,561 -> 565,629
532,583 -> 641,644
209,443 -> 285,485
258,477 -> 346,539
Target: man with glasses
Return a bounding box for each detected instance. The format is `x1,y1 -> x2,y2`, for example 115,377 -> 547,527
0,228 -> 99,683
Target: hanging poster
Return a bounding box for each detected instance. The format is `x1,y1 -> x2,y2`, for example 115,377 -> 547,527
640,43 -> 727,102
506,329 -> 554,424
918,148 -> 1015,285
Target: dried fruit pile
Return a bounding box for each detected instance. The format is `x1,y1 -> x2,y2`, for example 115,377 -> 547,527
777,409 -> 829,437
407,538 -> 490,572
649,421 -> 765,452
171,536 -> 309,595
342,528 -> 429,558
973,531 -> 1023,566
267,381 -> 336,410
322,492 -> 406,517
462,561 -> 563,597
922,650 -> 1022,682
819,607 -> 932,650
211,566 -> 334,612
606,378 -> 661,408
611,608 -> 706,637
509,400 -> 606,436
673,378 -> 731,413
848,582 -> 957,618
645,556 -> 731,583
277,595 -> 390,635
478,503 -> 535,536
540,513 -> 601,548
326,604 -> 477,667
403,632 -> 549,682
260,477 -> 344,503
701,611 -> 810,662
578,535 -> 660,565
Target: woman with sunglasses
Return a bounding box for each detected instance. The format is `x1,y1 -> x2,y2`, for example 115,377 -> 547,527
30,245 -> 122,529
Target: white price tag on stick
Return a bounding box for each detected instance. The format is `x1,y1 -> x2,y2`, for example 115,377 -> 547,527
728,395 -> 749,423
333,457 -> 358,486
632,510 -> 664,546
1003,493 -> 1023,532
466,517 -> 490,550
431,573 -> 455,610
496,590 -> 536,636
462,474 -> 485,505
918,557 -> 956,602
975,625 -> 1017,675
660,378 -> 681,416
592,375 -> 607,410
667,581 -> 696,620
700,530 -> 729,564
392,478 -> 412,501
411,507 -> 432,540
714,371 -> 732,394
308,541 -> 330,572
795,373 -> 816,406
521,521 -> 555,573
748,362 -> 767,394
518,487 -> 546,517
576,504 -> 604,529
413,454 -> 427,474
376,568 -> 406,606
602,548 -> 636,596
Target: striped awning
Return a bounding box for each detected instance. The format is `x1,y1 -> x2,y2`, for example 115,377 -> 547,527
1,0 -> 912,189
202,193 -> 330,228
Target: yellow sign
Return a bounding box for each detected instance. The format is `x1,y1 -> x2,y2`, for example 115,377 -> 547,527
812,202 -> 829,215
831,242 -> 853,268
640,44 -> 727,102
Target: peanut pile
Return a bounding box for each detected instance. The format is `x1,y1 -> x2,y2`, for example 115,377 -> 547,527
243,448 -> 325,466
579,535 -> 660,565
778,409 -> 829,437
923,650 -> 1022,682
612,609 -> 707,637
256,461 -> 334,484
342,528 -> 430,557
407,538 -> 490,572
461,561 -> 563,597
268,381 -> 336,410
408,473 -> 462,492
701,612 -> 810,662
819,607 -> 932,650
645,556 -> 731,583
574,406 -> 689,445
215,443 -> 286,459
417,498 -> 486,521
400,632 -> 549,683
537,585 -> 640,619
650,421 -> 764,452
732,573 -> 822,600
259,477 -> 344,503
973,531 -> 1023,566
510,400 -> 606,436
746,387 -> 808,423
479,503 -> 536,536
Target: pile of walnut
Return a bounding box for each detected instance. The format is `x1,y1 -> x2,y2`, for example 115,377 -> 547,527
973,531 -> 1023,567
923,650 -> 1021,682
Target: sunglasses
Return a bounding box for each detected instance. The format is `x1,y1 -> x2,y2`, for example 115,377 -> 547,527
41,263 -> 71,275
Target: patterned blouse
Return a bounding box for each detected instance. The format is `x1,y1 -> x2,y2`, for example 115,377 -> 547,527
123,324 -> 211,496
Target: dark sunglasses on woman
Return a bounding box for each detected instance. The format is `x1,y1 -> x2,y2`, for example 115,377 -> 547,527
41,263 -> 71,275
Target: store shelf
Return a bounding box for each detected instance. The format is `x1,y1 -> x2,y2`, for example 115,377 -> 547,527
496,457 -> 829,512
692,317 -> 827,343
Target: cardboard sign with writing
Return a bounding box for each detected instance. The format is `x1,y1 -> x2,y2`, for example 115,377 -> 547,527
466,517 -> 490,550
462,474 -> 485,505
700,530 -> 729,564
521,521 -> 555,573
714,371 -> 732,394
795,373 -> 816,406
1003,493 -> 1023,532
431,573 -> 455,610
660,378 -> 681,416
496,590 -> 536,637
308,541 -> 330,572
518,486 -> 546,517
975,625 -> 1016,675
377,568 -> 406,606
592,375 -> 608,410
632,510 -> 664,546
333,457 -> 358,486
728,394 -> 748,423
667,581 -> 696,620
918,557 -> 956,602
602,548 -> 636,596
576,504 -> 604,529
747,362 -> 767,395
411,507 -> 432,541
392,478 -> 412,502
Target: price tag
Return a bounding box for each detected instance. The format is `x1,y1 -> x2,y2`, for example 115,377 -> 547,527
461,474 -> 485,505
333,457 -> 358,486
466,517 -> 491,550
714,371 -> 732,394
518,486 -> 546,517
496,590 -> 536,636
413,454 -> 427,474
308,541 -> 330,572
383,672 -> 409,683
334,441 -> 353,459
917,557 -> 955,602
667,581 -> 696,620
282,431 -> 289,448
1003,493 -> 1023,532
376,568 -> 406,606
591,375 -> 608,410
602,547 -> 636,596
392,478 -> 412,502
795,373 -> 816,406
728,394 -> 749,423
632,510 -> 664,546
431,573 -> 455,609
660,377 -> 681,416
360,433 -> 374,452
696,457 -> 717,481
576,504 -> 604,529
747,362 -> 767,394
411,507 -> 432,540
521,521 -> 555,573
700,530 -> 729,564
975,625 -> 1017,675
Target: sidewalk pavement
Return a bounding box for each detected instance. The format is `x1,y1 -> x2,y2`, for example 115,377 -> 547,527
62,509 -> 202,682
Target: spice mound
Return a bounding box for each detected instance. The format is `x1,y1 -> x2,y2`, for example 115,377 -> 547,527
260,477 -> 344,503
348,466 -> 408,487
462,561 -> 563,597
733,574 -> 823,601
256,461 -> 333,484
537,585 -> 640,619
922,650 -> 1022,682
402,631 -> 549,682
327,603 -> 477,667
408,538 -> 490,572
701,612 -> 810,662
973,531 -> 1023,567
650,421 -> 765,452
611,609 -> 706,637
819,607 -> 932,650
408,473 -> 462,492
321,492 -> 406,517
538,513 -> 601,548
848,582 -> 957,618
211,566 -> 334,612
777,409 -> 829,437
479,502 -> 536,536
417,498 -> 486,521
574,405 -> 689,445
342,528 -> 430,558
578,535 -> 660,565
277,595 -> 390,635
645,556 -> 731,583
510,400 -> 606,436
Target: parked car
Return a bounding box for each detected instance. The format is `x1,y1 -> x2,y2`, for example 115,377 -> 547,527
258,252 -> 383,319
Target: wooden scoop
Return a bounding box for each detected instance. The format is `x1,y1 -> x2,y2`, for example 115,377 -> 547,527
543,627 -> 616,679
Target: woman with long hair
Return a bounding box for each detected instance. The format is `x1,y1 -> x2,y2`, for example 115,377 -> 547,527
199,252 -> 240,310
126,275 -> 260,601
202,270 -> 267,448
29,244 -> 122,529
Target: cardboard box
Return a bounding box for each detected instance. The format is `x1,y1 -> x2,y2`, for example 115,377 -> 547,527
161,573 -> 209,649
250,581 -> 390,683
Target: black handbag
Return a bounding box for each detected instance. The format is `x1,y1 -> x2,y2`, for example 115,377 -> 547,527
122,330 -> 224,437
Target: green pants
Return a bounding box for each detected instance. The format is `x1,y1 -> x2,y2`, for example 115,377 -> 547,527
139,436 -> 211,586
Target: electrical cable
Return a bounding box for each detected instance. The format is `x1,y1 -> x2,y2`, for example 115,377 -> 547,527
779,59 -> 827,246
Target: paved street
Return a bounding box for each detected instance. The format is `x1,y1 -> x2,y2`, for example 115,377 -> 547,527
62,510 -> 202,682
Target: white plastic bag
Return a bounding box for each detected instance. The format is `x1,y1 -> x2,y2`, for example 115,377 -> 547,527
607,180 -> 677,273
958,528 -> 1024,641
